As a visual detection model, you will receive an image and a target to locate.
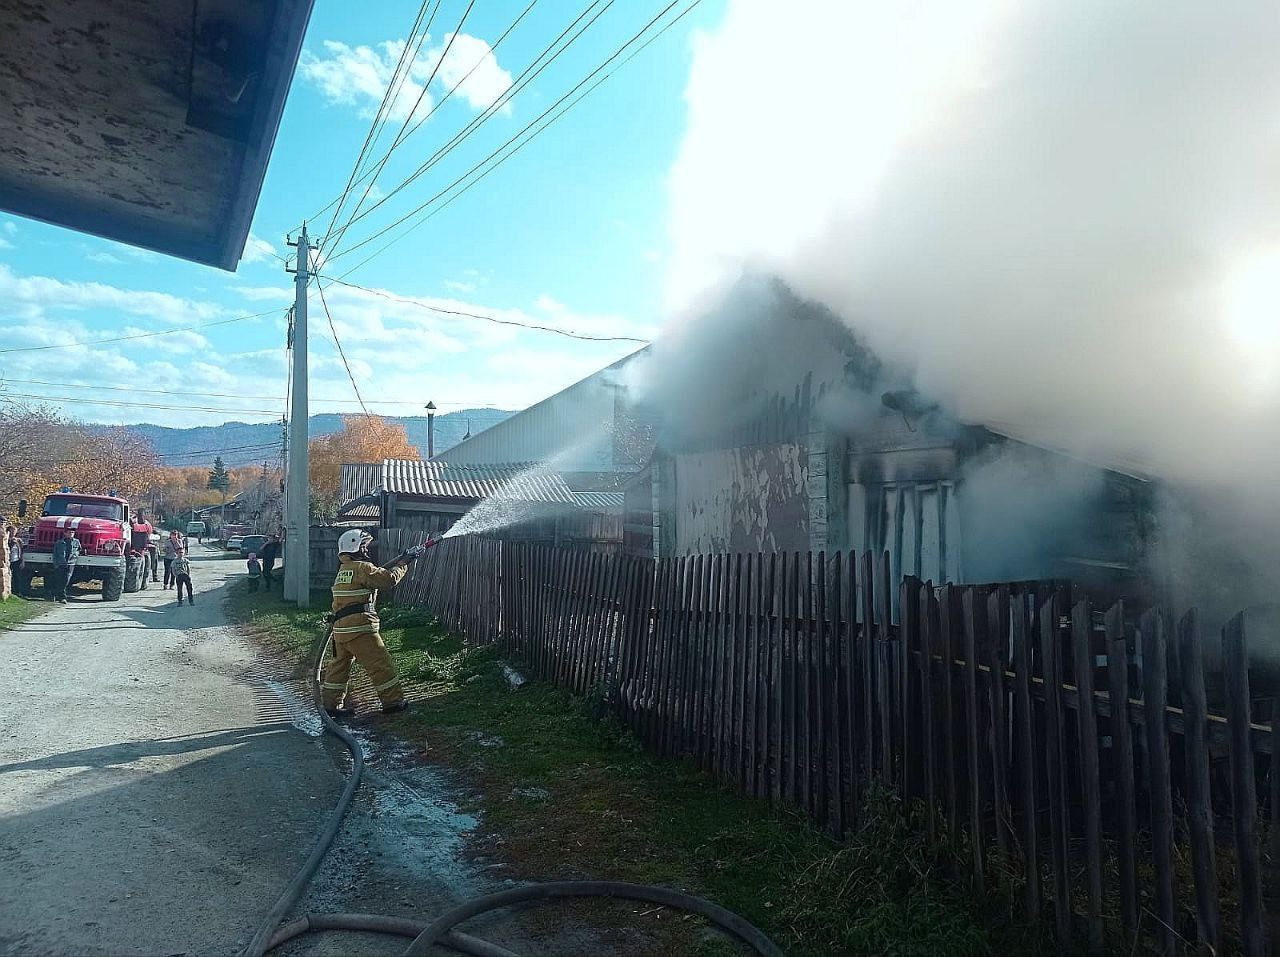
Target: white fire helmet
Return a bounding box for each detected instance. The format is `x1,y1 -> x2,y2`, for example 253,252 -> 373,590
337,529 -> 373,556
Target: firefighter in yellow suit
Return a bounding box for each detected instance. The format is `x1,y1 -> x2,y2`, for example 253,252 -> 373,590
322,528 -> 419,717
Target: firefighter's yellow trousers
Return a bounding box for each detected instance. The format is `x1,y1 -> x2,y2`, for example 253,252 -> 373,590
320,630 -> 405,708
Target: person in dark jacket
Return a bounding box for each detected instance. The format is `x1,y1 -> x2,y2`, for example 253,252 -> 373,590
260,534 -> 281,587
163,530 -> 181,588
51,527 -> 80,603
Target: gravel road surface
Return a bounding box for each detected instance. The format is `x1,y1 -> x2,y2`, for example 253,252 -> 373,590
0,548 -> 344,956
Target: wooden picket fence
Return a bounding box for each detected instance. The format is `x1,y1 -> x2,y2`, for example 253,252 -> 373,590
381,531 -> 1279,954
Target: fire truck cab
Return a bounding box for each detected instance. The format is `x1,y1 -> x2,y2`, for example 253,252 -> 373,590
17,490 -> 137,600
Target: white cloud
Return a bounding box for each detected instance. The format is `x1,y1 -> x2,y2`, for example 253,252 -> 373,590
443,279 -> 476,294
86,251 -> 124,265
300,32 -> 512,123
0,263 -> 222,326
427,33 -> 512,114
235,285 -> 294,302
301,39 -> 430,122
1,222 -> 16,236
241,233 -> 279,265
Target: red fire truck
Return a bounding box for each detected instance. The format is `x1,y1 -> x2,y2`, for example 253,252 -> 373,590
17,489 -> 156,600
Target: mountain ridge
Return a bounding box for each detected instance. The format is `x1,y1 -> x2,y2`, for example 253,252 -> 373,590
125,408 -> 513,467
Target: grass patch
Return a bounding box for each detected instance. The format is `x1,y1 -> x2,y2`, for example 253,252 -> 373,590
227,589 -> 1040,955
0,593 -> 46,631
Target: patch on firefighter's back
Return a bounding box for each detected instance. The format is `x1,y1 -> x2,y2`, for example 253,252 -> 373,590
335,569 -> 354,585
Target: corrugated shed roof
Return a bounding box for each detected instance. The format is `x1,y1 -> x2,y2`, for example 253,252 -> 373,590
339,461 -> 625,512
381,459 -> 584,505
337,499 -> 380,519
437,348 -> 649,470
570,490 -> 625,511
341,462 -> 383,503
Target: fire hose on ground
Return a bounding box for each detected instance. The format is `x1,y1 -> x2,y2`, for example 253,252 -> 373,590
239,543 -> 784,957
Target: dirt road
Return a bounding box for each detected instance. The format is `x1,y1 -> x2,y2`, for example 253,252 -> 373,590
0,548 -> 345,955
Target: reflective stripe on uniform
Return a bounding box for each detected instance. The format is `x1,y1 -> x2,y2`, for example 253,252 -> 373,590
320,681 -> 348,690
331,588 -> 372,597
373,676 -> 401,692
333,623 -> 377,635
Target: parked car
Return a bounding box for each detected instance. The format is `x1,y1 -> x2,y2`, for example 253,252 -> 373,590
239,534 -> 267,557
225,536 -> 244,552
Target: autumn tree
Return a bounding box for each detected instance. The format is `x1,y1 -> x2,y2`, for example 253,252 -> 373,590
0,399 -> 161,516
309,415 -> 419,521
146,466 -> 224,525
0,401 -> 69,507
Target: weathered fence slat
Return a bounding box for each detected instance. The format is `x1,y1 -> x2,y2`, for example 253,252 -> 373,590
1141,608 -> 1176,955
828,551 -> 846,834
939,585 -> 960,837
1272,711 -> 1280,948
787,552 -> 802,806
987,586 -> 1011,854
1176,607 -> 1220,953
762,552 -> 778,803
961,588 -> 985,888
1039,595 -> 1071,944
769,551 -> 784,805
920,585 -> 938,838
1224,613 -> 1265,957
860,551 -> 875,784
877,550 -> 892,783
900,575 -> 920,803
814,551 -> 829,826
1011,591 -> 1039,921
1104,602 -> 1139,938
1071,599 -> 1105,953
799,552 -> 814,815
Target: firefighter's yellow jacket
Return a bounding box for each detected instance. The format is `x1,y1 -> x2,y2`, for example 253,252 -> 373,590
330,554 -> 407,639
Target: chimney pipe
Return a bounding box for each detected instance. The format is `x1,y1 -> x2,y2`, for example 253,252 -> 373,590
425,401 -> 437,458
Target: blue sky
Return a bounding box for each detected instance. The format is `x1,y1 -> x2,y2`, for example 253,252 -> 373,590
0,0 -> 725,428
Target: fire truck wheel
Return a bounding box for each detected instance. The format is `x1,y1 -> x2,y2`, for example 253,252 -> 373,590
123,556 -> 141,594
102,566 -> 124,602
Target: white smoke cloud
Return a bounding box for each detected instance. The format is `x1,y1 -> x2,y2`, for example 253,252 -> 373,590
667,0 -> 1280,489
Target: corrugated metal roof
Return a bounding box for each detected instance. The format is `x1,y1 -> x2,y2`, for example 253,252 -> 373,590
341,462 -> 383,503
339,461 -> 625,512
570,490 -> 625,511
380,459 -> 584,505
437,348 -> 649,471
337,499 -> 380,519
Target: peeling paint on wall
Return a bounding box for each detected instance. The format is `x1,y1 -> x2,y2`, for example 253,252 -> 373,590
674,443 -> 809,554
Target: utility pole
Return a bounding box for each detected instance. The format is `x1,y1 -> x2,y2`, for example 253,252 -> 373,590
425,400 -> 436,458
285,226 -> 316,606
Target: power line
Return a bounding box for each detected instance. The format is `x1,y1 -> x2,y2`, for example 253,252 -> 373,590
314,276 -> 372,417
328,0 -> 698,283
0,391 -> 283,416
0,377 -> 507,408
322,0 -> 476,259
309,0 -> 539,233
0,307 -> 285,354
317,274 -> 650,344
40,443 -> 282,467
326,1 -> 689,267
324,0 -> 607,247
157,443 -> 282,460
317,0 -> 436,240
